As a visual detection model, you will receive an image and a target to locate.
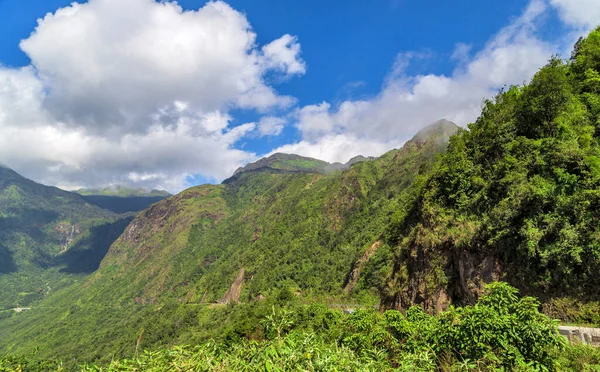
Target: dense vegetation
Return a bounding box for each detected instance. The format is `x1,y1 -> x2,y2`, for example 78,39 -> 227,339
3,27 -> 600,372
0,120 -> 457,364
383,27 -> 600,323
0,165 -> 131,310
0,167 -> 174,312
1,283 -> 599,371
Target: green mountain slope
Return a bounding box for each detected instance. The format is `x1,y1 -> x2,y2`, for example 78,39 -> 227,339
222,152 -> 373,184
382,28 -> 600,323
0,120 -> 458,363
0,166 -> 131,310
5,28 -> 600,371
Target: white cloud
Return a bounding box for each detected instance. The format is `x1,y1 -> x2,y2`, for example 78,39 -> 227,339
0,0 -> 305,191
257,116 -> 286,136
269,134 -> 392,164
270,0 -> 556,163
550,0 -> 600,29
295,102 -> 336,141
20,0 -> 305,132
262,34 -> 307,76
0,0 -> 592,191
451,43 -> 472,62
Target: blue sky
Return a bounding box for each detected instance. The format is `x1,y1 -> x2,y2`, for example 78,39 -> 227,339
0,0 -> 597,191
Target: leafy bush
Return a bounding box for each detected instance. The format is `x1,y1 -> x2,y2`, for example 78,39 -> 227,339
2,283 -> 579,371
385,26 -> 600,313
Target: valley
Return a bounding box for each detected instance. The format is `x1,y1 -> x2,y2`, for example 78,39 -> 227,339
1,9 -> 600,372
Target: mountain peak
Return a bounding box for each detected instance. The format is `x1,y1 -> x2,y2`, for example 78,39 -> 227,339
409,119 -> 460,145
224,153 -> 330,183
223,120 -> 458,184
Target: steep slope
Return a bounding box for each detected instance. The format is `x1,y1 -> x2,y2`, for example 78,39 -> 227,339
382,28 -> 600,321
0,120 -> 459,363
0,166 -> 131,310
98,120 -> 458,305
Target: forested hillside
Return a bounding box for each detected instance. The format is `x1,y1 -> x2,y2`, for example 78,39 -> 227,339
382,27 -> 600,325
0,120 -> 458,364
3,25 -> 600,372
0,165 -> 132,311
2,283 -> 600,371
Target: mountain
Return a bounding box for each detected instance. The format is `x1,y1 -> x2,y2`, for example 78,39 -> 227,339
381,29 -> 600,322
223,152 -> 374,184
224,153 -> 330,183
75,186 -> 170,197
0,120 -> 459,363
0,166 -> 132,311
74,187 -> 170,214
4,27 -> 600,370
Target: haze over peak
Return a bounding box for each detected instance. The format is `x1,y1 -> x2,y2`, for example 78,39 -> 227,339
410,119 -> 460,144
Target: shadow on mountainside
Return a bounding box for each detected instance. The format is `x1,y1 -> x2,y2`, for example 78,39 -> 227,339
58,216 -> 134,274
81,195 -> 167,214
0,208 -> 60,241
0,244 -> 16,274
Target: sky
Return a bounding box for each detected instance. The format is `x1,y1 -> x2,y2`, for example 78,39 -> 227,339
0,0 -> 598,192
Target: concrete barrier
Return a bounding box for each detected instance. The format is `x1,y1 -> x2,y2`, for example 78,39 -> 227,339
558,326 -> 600,346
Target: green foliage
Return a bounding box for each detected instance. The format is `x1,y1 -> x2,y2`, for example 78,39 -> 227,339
516,57 -> 572,138
2,283 -> 593,371
223,153 -> 332,184
385,27 -> 600,312
554,343 -> 600,372
337,283 -> 565,370
543,297 -> 600,326
0,121 -> 457,364
261,306 -> 294,340
0,166 -> 129,310
0,353 -> 64,372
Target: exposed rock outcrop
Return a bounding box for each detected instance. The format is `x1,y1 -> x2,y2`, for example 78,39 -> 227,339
219,268 -> 246,304
344,241 -> 381,294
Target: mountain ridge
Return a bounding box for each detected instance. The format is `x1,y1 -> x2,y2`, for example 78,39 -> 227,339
225,119 -> 458,184
0,165 -> 129,310
75,186 -> 170,197
0,119 -> 460,363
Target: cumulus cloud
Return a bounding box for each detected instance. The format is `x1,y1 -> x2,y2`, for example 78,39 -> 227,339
549,0 -> 600,29
257,116 -> 286,137
262,35 -> 307,77
0,0 -> 594,190
270,0 -> 556,163
270,134 -> 391,163
0,0 -> 305,191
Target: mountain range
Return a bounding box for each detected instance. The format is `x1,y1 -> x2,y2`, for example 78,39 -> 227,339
2,28 -> 600,367
0,169 -> 169,312
0,119 -> 458,363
